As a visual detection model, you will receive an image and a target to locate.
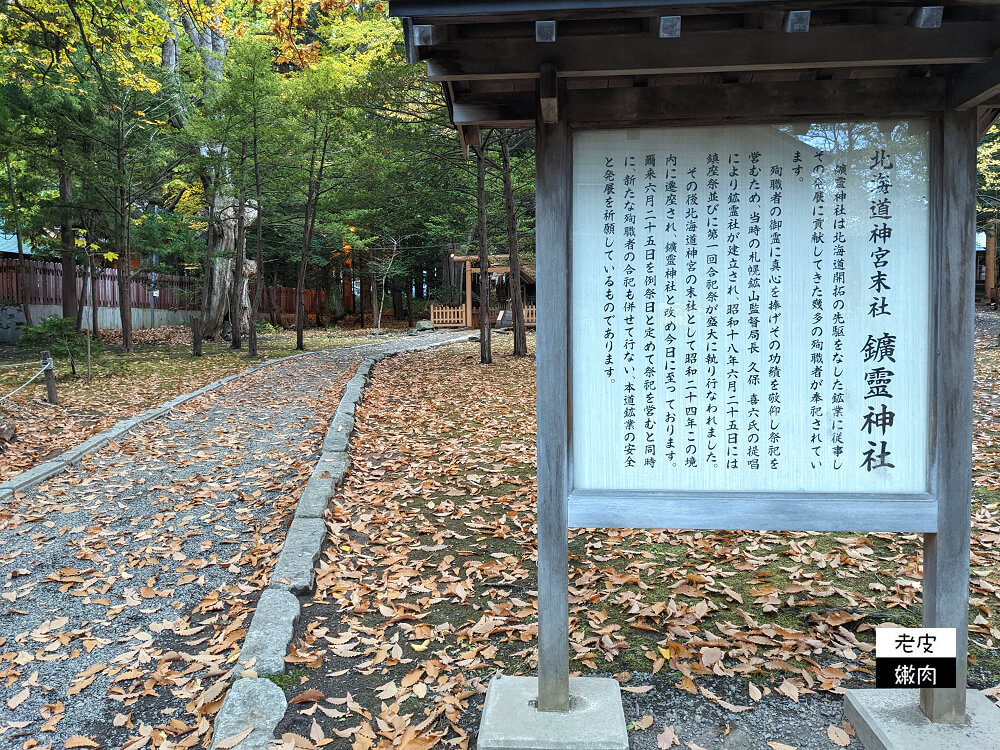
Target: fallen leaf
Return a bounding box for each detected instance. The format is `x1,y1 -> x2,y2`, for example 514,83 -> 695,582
65,737 -> 101,749
749,683 -> 762,702
621,685 -> 653,694
214,729 -> 252,749
656,725 -> 680,749
776,679 -> 800,703
634,715 -> 654,730
827,725 -> 850,747
289,688 -> 325,704
7,686 -> 29,710
766,743 -> 796,750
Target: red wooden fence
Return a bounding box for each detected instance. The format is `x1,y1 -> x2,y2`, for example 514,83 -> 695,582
0,259 -> 318,316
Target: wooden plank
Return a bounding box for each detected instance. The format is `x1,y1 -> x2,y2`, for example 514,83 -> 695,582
535,99 -> 571,713
453,95 -> 535,126
563,77 -> 946,126
425,23 -> 994,80
568,491 -> 938,532
540,63 -> 558,122
392,0 -> 995,22
950,55 -> 1000,110
450,78 -> 947,127
919,109 -> 976,724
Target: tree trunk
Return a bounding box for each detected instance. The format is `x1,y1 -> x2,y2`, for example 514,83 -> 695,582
500,132 -> 527,356
988,226 -> 997,303
5,155 -> 31,324
193,201 -> 215,356
90,257 -> 99,335
269,272 -> 279,326
358,273 -> 368,330
59,169 -> 77,321
406,281 -> 414,327
116,148 -> 133,352
475,146 -> 492,364
230,150 -> 247,350
75,266 -> 86,330
391,278 -> 404,321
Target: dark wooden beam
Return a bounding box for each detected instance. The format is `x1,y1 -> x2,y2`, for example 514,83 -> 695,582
951,56 -> 1000,111
448,76 -> 947,126
539,63 -> 559,122
979,106 -> 1000,138
391,0 -> 996,22
425,22 -> 994,81
452,93 -> 536,126
564,77 -> 946,125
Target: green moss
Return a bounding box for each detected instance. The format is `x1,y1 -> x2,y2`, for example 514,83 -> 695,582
266,668 -> 311,690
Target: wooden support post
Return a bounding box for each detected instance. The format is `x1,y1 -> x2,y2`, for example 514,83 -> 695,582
40,350 -> 57,405
986,227 -> 996,302
465,261 -> 473,327
535,97 -> 570,713
921,108 -> 976,723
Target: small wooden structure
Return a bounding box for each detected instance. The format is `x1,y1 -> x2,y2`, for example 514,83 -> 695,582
392,0 -> 1000,741
430,254 -> 536,327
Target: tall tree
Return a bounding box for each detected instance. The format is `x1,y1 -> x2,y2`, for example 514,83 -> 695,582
474,142 -> 492,364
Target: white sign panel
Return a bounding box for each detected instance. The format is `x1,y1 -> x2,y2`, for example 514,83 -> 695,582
571,121 -> 930,495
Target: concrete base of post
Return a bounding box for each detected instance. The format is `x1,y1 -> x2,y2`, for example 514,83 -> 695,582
476,675 -> 628,750
844,688 -> 1000,750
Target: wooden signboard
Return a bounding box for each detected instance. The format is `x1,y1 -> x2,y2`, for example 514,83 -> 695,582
568,120 -> 938,532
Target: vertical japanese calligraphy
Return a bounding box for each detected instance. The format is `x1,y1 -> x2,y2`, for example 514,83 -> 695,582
573,122 -> 930,495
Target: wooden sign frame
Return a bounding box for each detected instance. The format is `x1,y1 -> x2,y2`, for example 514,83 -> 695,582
536,101 -> 975,719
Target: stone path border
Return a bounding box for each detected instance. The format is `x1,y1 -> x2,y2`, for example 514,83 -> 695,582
210,334 -> 474,750
0,349 -> 320,503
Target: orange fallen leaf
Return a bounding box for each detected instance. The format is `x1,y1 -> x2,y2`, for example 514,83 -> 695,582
65,737 -> 101,749
289,688 -> 325,704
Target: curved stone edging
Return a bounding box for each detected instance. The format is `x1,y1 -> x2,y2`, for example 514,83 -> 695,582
209,333 -> 474,750
0,350 -> 321,502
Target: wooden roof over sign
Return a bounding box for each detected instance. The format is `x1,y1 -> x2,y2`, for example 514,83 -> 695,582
389,1 -> 1000,148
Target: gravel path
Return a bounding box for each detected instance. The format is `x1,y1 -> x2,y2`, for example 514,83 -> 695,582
0,332 -> 467,750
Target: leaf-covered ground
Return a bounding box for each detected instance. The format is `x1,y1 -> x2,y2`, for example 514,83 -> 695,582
273,322 -> 1000,750
0,326 -> 396,483
0,332 -> 468,750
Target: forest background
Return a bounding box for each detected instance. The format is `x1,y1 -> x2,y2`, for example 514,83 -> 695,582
5,1 -> 1000,360
0,0 -> 534,358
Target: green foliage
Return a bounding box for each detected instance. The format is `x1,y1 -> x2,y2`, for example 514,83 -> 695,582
18,317 -> 103,375
255,319 -> 280,335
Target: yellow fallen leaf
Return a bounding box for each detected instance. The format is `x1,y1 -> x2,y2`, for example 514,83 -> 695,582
411,640 -> 430,652
657,646 -> 671,659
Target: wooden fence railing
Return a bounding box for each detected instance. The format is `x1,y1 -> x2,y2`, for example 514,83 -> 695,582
1,259 -> 321,316
0,259 -> 199,310
430,302 -> 537,328
430,304 -> 466,327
